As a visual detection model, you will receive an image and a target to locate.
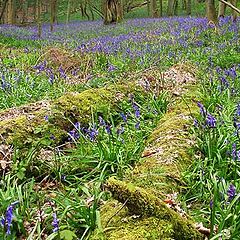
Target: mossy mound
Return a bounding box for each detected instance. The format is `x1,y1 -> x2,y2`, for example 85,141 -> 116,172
91,84 -> 204,239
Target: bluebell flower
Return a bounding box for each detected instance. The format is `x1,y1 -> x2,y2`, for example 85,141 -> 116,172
74,122 -> 81,130
105,125 -> 111,135
206,113 -> 216,128
68,129 -> 79,141
193,119 -> 198,127
236,104 -> 240,116
227,184 -> 236,202
120,113 -> 127,123
0,217 -> 4,227
132,103 -> 140,118
98,116 -> 106,126
52,213 -> 59,233
117,125 -> 124,135
135,122 -> 140,129
4,201 -> 19,235
88,125 -> 98,141
197,102 -> 206,117
210,199 -> 213,209
108,64 -> 116,72
232,143 -> 237,161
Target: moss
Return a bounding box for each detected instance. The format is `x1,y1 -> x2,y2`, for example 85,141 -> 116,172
102,177 -> 203,240
0,83 -> 143,147
91,84 -> 204,239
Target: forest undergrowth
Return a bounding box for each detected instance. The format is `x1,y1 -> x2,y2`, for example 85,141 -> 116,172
0,16 -> 239,239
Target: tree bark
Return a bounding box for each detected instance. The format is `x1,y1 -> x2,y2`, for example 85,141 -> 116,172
159,0 -> 163,16
37,0 -> 42,38
150,0 -> 158,17
186,0 -> 191,15
103,0 -> 123,24
0,0 -> 9,24
167,0 -> 175,16
206,0 -> 218,25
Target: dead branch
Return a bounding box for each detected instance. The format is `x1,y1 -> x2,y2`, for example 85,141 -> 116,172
218,0 -> 240,14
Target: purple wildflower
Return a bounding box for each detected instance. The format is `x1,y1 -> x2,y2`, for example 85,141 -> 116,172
117,125 -> 124,135
227,184 -> 236,202
4,201 -> 19,235
108,64 -> 116,72
206,113 -> 216,128
44,115 -> 49,121
68,129 -> 79,140
88,125 -> 98,141
98,116 -> 106,126
132,103 -> 140,118
0,217 -> 4,227
232,143 -> 237,161
120,113 -> 127,123
210,199 -> 213,209
74,122 -> 81,130
236,104 -> 240,116
135,122 -> 140,129
197,102 -> 206,116
52,213 -> 59,233
193,119 -> 198,127
105,125 -> 111,135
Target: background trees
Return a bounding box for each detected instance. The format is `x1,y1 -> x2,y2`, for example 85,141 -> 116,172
0,0 -> 239,25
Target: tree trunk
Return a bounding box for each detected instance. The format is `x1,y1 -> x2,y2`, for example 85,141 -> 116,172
0,0 -> 9,24
167,0 -> 175,16
186,0 -> 191,15
147,0 -> 150,16
66,0 -> 71,23
218,2 -> 226,17
150,0 -> 158,17
37,0 -> 42,38
231,0 -> 237,22
159,0 -> 163,17
103,0 -> 123,24
206,0 -> 218,25
174,0 -> 178,15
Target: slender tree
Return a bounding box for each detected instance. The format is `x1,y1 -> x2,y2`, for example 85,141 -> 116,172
186,0 -> 191,15
167,0 -> 175,16
150,0 -> 158,17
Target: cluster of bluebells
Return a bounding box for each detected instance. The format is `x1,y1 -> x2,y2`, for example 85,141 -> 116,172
67,94 -> 146,144
52,212 -> 59,233
194,101 -> 217,129
0,201 -> 19,235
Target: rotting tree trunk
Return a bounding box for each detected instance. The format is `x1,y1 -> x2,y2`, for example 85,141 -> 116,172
206,0 -> 218,25
150,0 -> 158,17
103,0 -> 123,24
106,177 -> 204,240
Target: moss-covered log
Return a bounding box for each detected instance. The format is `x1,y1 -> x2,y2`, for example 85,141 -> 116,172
91,80 -> 203,239
105,177 -> 203,240
0,83 -> 140,147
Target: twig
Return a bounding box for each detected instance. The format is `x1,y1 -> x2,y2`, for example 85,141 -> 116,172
218,0 -> 240,14
105,199 -> 129,228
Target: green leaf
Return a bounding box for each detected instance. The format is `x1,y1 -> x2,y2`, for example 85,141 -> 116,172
60,230 -> 77,240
